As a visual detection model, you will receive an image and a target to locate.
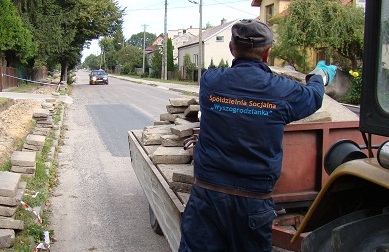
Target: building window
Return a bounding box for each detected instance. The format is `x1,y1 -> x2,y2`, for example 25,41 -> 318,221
193,54 -> 199,67
265,4 -> 274,24
216,36 -> 224,42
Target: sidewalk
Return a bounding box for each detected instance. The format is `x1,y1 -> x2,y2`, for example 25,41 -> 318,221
111,74 -> 200,95
0,92 -> 73,104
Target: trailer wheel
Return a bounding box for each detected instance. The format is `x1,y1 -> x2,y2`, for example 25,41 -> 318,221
149,204 -> 163,235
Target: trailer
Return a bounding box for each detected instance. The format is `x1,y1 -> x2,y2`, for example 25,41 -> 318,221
128,93 -> 383,251
127,1 -> 389,251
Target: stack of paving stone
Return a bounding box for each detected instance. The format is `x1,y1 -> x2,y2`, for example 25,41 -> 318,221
32,108 -> 53,137
139,97 -> 200,194
10,151 -> 36,179
0,171 -> 25,249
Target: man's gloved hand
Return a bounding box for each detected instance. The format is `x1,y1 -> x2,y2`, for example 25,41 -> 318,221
305,60 -> 337,86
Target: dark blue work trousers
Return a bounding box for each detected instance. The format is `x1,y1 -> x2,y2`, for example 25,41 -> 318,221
178,184 -> 276,252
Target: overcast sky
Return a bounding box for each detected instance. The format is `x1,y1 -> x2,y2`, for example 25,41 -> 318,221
82,0 -> 260,60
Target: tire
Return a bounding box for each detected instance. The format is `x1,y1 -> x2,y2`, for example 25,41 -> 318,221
149,204 -> 163,235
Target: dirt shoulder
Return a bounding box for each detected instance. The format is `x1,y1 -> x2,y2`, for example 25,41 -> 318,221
0,85 -> 57,165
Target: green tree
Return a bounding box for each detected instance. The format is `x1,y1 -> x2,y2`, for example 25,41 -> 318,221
60,0 -> 124,81
0,0 -> 37,67
13,0 -> 72,72
167,38 -> 174,71
83,54 -> 100,70
116,45 -> 143,73
208,58 -> 216,68
271,0 -> 364,70
128,32 -> 157,49
184,54 -> 195,81
151,48 -> 162,78
218,59 -> 226,68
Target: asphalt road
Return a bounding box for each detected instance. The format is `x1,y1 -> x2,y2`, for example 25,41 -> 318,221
49,70 -> 189,251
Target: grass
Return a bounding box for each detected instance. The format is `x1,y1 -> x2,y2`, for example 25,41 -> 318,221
0,97 -> 10,105
7,82 -> 42,93
0,105 -> 64,252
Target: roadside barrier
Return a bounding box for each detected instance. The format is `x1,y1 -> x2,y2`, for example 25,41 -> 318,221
1,73 -> 62,91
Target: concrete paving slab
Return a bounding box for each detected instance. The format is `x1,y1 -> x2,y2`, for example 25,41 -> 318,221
0,229 -> 15,249
10,151 -> 36,166
0,172 -> 21,197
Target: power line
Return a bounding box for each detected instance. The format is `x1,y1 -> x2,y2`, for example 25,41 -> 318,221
126,0 -> 250,12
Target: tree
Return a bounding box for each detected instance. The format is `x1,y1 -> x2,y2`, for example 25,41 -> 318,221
83,54 -> 100,70
218,59 -> 226,68
116,45 -> 143,73
184,54 -> 195,81
151,48 -> 162,78
128,32 -> 157,49
208,59 -> 216,68
13,0 -> 70,72
0,0 -> 37,67
271,0 -> 364,70
167,38 -> 174,71
58,0 -> 124,81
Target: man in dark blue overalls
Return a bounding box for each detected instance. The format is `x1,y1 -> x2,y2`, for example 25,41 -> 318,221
179,19 -> 337,252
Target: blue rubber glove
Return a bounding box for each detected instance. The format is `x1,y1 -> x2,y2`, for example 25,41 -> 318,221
306,60 -> 337,86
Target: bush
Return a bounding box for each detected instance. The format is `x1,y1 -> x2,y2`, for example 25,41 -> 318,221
339,69 -> 362,105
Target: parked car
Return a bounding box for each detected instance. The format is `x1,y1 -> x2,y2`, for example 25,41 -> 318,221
89,69 -> 108,85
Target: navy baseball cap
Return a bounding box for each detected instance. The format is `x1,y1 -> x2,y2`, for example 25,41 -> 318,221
231,19 -> 274,48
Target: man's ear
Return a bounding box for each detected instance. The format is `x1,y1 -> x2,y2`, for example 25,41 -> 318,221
262,47 -> 272,63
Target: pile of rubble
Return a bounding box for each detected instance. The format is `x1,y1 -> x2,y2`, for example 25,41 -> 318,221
0,93 -> 63,249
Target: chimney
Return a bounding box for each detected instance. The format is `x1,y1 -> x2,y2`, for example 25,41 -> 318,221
221,18 -> 227,25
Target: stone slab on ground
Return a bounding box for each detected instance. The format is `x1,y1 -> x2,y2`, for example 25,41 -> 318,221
25,134 -> 46,147
11,165 -> 36,174
10,151 -> 36,167
0,217 -> 24,230
32,109 -> 50,118
0,229 -> 15,249
0,181 -> 26,206
0,172 -> 21,197
150,147 -> 191,164
0,205 -> 18,217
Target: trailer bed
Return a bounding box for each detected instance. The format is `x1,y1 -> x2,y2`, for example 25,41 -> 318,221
128,130 -> 185,251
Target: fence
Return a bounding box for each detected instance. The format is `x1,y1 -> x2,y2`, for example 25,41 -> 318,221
0,66 -> 48,92
0,67 -> 19,91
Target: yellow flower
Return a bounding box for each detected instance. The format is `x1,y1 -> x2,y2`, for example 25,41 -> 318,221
353,72 -> 359,77
349,70 -> 354,75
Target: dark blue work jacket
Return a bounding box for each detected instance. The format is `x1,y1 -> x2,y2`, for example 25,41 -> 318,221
194,58 -> 325,193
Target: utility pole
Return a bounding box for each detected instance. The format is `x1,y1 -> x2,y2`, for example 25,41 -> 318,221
163,0 -> 168,80
188,0 -> 203,83
142,24 -> 148,74
198,0 -> 202,84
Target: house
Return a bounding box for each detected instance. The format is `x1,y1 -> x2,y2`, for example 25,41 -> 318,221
168,26 -> 202,38
144,27 -> 203,69
177,19 -> 239,78
168,27 -> 201,66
